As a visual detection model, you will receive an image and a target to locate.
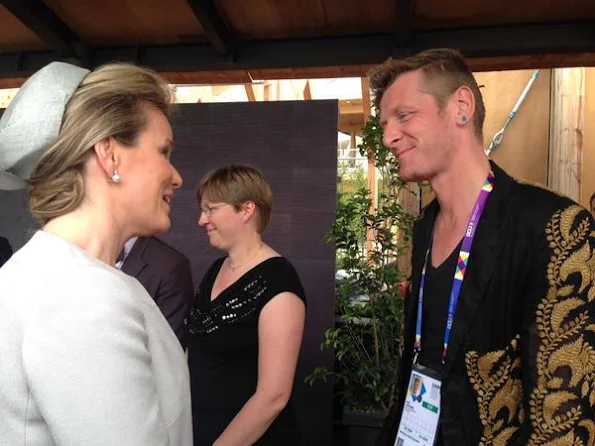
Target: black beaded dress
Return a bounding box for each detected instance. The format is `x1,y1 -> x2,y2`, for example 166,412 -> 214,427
186,256 -> 306,446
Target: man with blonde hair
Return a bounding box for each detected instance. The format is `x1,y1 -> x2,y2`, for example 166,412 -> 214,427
372,48 -> 595,445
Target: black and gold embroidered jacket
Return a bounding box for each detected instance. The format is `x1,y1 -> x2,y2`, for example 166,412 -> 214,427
378,162 -> 595,446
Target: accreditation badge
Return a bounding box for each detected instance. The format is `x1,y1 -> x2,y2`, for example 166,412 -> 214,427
394,364 -> 441,446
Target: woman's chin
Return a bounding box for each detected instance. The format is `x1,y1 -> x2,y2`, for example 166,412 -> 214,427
206,234 -> 223,250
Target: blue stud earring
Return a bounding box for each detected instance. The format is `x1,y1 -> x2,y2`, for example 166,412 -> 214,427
461,115 -> 467,124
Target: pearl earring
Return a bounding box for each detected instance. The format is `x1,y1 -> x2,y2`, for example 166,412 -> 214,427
111,169 -> 120,184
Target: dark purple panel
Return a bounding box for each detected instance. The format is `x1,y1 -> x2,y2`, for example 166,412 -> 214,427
0,188 -> 38,248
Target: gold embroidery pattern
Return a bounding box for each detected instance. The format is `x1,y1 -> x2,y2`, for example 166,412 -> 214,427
466,205 -> 595,446
528,205 -> 595,445
466,335 -> 524,445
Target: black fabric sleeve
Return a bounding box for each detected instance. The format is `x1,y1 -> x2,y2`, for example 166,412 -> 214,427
260,257 -> 307,307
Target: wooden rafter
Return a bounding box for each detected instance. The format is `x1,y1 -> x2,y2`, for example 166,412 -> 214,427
244,83 -> 256,101
303,80 -> 312,100
186,0 -> 235,56
3,20 -> 595,82
0,0 -> 86,59
394,0 -> 411,51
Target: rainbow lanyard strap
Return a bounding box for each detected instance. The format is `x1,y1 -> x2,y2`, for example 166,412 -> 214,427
413,171 -> 495,367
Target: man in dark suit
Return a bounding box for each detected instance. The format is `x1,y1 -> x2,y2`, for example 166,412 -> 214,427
0,236 -> 12,267
118,236 -> 194,347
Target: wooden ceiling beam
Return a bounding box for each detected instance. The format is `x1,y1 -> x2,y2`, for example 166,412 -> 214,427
394,0 -> 411,52
0,0 -> 87,60
4,53 -> 595,89
82,21 -> 595,73
339,99 -> 363,116
338,122 -> 365,136
361,78 -> 371,119
3,20 -> 595,83
186,0 -> 235,56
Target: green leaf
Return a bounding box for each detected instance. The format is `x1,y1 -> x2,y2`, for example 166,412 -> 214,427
309,113 -> 415,412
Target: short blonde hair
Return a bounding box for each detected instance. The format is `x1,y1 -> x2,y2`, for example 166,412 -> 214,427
368,48 -> 485,140
27,63 -> 175,226
197,164 -> 273,233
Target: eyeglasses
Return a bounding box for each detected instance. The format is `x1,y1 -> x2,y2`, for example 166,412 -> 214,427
200,203 -> 229,216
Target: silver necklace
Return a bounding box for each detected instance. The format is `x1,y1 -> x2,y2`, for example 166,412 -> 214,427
228,243 -> 263,272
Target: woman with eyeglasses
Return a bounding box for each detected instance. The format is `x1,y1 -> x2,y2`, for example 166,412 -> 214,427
186,164 -> 307,446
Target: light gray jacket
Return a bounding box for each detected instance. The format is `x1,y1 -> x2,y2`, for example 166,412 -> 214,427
0,231 -> 192,445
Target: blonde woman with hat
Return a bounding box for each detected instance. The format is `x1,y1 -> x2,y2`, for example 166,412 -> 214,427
0,62 -> 192,445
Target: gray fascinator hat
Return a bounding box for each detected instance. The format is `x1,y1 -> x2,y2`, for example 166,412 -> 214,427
0,62 -> 90,190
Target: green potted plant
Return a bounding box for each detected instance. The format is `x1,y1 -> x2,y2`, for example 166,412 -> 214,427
306,114 -> 416,445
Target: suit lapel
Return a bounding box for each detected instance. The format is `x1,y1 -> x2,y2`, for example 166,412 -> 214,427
441,162 -> 513,377
121,237 -> 149,278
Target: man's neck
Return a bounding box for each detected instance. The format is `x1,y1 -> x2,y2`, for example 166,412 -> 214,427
431,150 -> 491,229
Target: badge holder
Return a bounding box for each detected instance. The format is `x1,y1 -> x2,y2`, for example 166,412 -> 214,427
394,364 -> 442,446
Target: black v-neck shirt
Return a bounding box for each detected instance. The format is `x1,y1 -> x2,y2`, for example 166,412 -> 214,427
186,256 -> 306,446
418,241 -> 462,373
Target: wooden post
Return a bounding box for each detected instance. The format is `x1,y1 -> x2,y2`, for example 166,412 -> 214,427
263,81 -> 271,101
303,80 -> 312,100
350,132 -> 357,167
548,67 -> 585,202
361,77 -> 378,255
582,68 -> 595,207
361,77 -> 376,206
396,182 -> 420,273
244,83 -> 256,102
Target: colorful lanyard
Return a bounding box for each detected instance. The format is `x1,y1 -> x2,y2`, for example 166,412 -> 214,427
413,171 -> 495,366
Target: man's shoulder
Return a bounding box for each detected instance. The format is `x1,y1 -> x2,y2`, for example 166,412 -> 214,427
495,174 -> 595,248
142,236 -> 190,264
0,236 -> 11,249
509,176 -> 582,219
490,162 -> 579,219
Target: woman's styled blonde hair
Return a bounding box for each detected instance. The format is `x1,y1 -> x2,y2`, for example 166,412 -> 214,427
197,164 -> 274,234
27,63 -> 175,226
